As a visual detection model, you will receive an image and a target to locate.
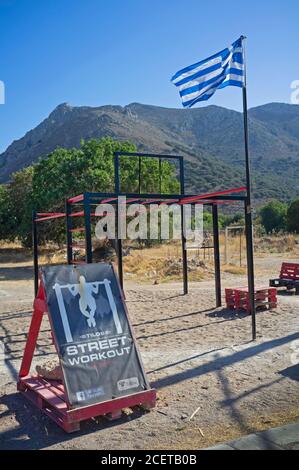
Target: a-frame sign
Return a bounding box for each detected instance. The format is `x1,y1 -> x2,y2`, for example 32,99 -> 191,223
18,263 -> 156,432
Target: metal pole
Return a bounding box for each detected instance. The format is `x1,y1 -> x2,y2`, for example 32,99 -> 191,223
224,226 -> 228,264
241,35 -> 256,340
212,204 -> 221,307
84,195 -> 92,263
139,155 -> 141,194
159,157 -> 162,194
66,199 -> 73,264
32,210 -> 39,297
115,199 -> 124,290
179,157 -> 188,294
114,153 -> 124,290
239,228 -> 242,267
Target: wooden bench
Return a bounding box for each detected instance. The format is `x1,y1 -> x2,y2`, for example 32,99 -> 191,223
270,262 -> 299,294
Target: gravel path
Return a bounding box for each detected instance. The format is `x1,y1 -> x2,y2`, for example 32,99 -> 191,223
0,255 -> 299,449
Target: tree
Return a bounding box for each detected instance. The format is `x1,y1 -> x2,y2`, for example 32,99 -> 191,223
3,168 -> 34,246
0,137 -> 181,246
259,200 -> 287,233
287,199 -> 299,233
0,185 -> 12,241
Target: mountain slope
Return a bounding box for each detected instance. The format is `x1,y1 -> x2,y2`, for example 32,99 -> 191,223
1,102 -> 299,203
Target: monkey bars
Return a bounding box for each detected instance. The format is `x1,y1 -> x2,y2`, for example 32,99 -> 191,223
32,151 -> 256,340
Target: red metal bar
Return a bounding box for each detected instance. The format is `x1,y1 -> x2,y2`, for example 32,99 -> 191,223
35,213 -> 66,222
68,194 -> 84,203
37,212 -> 65,217
100,197 -> 118,203
69,211 -> 84,217
69,227 -> 85,232
179,186 -> 247,204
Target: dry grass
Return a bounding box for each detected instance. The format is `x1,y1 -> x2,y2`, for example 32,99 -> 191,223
1,232 -> 298,282
120,241 -> 216,283
222,264 -> 247,275
0,240 -> 66,265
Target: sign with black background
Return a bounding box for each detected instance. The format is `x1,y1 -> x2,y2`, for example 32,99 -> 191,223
41,264 -> 147,408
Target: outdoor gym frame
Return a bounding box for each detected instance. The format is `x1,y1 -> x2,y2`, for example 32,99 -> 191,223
32,151 -> 256,340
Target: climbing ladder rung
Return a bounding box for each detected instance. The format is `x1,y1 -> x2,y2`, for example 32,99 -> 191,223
69,227 -> 85,233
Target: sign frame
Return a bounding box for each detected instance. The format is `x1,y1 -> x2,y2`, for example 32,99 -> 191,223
17,263 -> 156,433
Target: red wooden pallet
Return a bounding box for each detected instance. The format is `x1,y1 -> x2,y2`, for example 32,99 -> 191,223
225,286 -> 277,313
17,276 -> 156,433
18,375 -> 156,433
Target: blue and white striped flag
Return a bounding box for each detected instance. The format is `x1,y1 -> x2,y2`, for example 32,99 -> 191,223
171,37 -> 245,108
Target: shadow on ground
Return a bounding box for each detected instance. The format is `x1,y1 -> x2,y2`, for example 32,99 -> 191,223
0,392 -> 147,450
0,266 -> 33,282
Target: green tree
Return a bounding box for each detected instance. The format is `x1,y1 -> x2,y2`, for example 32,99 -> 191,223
259,200 -> 287,233
4,168 -> 34,246
0,185 -> 12,241
287,199 -> 299,233
0,137 -> 181,246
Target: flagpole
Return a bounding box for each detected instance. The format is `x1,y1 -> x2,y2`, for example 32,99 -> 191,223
241,35 -> 256,340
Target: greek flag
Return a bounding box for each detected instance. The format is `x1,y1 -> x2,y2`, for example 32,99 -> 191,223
171,37 -> 244,108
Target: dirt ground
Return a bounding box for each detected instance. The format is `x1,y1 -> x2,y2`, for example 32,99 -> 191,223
0,253 -> 299,450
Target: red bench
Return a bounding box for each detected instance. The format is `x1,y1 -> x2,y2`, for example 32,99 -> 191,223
270,262 -> 299,294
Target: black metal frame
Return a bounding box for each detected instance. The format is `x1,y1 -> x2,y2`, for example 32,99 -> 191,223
31,151 -> 256,340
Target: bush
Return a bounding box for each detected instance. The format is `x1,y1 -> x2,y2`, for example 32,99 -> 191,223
287,199 -> 299,233
259,200 -> 287,233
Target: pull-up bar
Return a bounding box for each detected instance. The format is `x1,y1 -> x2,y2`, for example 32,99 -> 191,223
32,151 -> 256,341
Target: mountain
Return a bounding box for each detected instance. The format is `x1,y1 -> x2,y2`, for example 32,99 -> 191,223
1,102 -> 299,203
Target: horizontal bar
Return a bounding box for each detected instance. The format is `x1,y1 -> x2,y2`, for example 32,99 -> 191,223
35,213 -> 66,222
205,195 -> 247,201
69,211 -> 84,217
68,194 -> 84,203
114,151 -> 183,160
180,186 -> 247,204
67,191 -> 247,207
36,212 -> 65,217
69,227 -> 86,232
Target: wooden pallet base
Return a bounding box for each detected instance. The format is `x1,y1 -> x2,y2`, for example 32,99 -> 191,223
225,286 -> 277,313
18,375 -> 156,433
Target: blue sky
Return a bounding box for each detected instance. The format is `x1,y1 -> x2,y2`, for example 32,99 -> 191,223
0,0 -> 298,153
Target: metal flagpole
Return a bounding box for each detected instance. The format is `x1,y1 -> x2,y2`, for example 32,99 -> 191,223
241,35 -> 256,340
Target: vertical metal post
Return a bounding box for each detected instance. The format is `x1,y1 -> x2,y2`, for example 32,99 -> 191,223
244,199 -> 256,340
66,199 -> 73,264
212,204 -> 221,307
239,228 -> 242,267
159,157 -> 162,194
84,195 -> 92,263
138,155 -> 141,194
179,157 -> 188,295
241,35 -> 256,341
224,226 -> 228,264
116,203 -> 124,290
32,210 -> 39,297
114,154 -> 124,290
